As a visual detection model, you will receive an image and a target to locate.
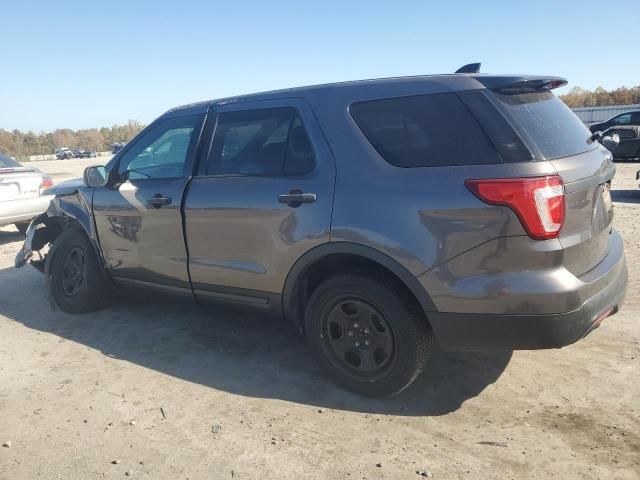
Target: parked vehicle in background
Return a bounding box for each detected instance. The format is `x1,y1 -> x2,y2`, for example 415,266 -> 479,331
55,148 -> 73,160
0,153 -> 53,234
111,142 -> 126,154
589,111 -> 640,133
600,126 -> 640,160
15,67 -> 627,397
81,150 -> 97,158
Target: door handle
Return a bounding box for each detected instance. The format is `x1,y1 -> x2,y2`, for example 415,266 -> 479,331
148,194 -> 172,208
278,191 -> 317,207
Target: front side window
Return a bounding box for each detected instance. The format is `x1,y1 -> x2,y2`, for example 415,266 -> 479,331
118,115 -> 200,180
208,107 -> 315,176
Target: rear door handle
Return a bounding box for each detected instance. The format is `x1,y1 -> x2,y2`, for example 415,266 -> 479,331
278,191 -> 317,207
148,194 -> 172,208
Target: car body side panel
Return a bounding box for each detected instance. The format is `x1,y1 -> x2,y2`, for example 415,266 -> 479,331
184,99 -> 336,296
93,177 -> 192,289
303,87 -> 559,276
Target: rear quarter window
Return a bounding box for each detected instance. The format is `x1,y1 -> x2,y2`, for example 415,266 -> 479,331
349,93 -> 502,168
486,91 -> 596,160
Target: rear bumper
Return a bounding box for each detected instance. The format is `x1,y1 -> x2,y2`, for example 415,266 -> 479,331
426,232 -> 628,350
0,195 -> 52,226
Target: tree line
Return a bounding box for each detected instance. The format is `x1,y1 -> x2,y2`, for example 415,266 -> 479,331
0,120 -> 145,161
559,85 -> 640,108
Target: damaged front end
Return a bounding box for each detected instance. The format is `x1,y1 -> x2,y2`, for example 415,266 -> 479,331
15,178 -> 97,272
15,209 -> 64,271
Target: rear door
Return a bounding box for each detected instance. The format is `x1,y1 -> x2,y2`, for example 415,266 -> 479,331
615,129 -> 639,157
183,99 -> 335,307
486,90 -> 615,277
93,113 -> 204,292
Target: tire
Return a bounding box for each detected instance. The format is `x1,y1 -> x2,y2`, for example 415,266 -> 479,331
48,228 -> 112,313
304,273 -> 433,398
14,222 -> 29,236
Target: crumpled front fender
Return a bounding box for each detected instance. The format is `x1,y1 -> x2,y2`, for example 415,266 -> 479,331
14,187 -> 100,270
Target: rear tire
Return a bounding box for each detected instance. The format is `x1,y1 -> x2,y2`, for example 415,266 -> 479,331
49,228 -> 112,313
304,273 -> 432,398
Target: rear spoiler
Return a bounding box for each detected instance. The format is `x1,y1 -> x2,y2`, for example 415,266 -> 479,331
454,64 -> 567,93
477,75 -> 568,94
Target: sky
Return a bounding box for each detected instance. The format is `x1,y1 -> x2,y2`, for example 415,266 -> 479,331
1,0 -> 639,132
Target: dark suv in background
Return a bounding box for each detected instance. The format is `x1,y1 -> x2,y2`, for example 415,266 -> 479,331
16,68 -> 627,397
589,110 -> 640,133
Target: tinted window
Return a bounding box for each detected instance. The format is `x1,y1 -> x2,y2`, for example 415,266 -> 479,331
118,115 -> 200,180
612,113 -> 631,125
350,93 -> 501,167
0,153 -> 22,169
208,108 -> 315,176
630,112 -> 640,124
458,91 -> 532,163
487,91 -> 595,159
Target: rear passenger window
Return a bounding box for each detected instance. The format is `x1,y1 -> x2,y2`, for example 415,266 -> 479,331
350,93 -> 502,167
208,108 -> 315,176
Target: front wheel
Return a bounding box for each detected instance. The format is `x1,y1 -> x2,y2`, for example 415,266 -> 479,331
304,274 -> 433,398
49,228 -> 112,313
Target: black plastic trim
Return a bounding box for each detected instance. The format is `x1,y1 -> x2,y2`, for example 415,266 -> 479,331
282,242 -> 438,326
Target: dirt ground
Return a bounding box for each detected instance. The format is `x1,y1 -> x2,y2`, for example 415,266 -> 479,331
0,160 -> 638,480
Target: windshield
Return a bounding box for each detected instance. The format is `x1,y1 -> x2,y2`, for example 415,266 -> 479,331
0,153 -> 22,169
487,90 -> 596,160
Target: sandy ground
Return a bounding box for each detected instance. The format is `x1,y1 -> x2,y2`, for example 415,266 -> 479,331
0,160 -> 638,480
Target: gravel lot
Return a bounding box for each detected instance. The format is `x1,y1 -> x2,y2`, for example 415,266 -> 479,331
0,160 -> 638,479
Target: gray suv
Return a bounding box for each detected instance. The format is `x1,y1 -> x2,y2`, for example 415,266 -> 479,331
15,69 -> 628,397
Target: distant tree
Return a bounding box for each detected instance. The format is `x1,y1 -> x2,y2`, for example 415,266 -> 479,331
0,121 -> 145,161
560,85 -> 640,108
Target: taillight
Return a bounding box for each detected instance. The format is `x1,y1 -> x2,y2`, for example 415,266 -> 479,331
465,175 -> 565,240
40,177 -> 53,193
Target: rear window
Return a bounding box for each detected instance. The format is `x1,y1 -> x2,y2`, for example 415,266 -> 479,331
486,91 -> 596,159
0,153 -> 21,169
350,93 -> 502,167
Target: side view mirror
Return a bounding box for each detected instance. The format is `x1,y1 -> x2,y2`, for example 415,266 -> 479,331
83,165 -> 107,188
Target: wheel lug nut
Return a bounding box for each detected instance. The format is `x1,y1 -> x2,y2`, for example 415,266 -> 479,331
347,330 -> 354,336
364,340 -> 370,346
354,342 -> 360,348
353,323 -> 359,329
364,328 -> 370,334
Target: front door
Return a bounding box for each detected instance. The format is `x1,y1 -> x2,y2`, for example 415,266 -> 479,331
93,113 -> 204,292
183,100 -> 335,307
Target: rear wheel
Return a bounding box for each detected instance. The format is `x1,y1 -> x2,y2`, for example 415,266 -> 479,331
304,274 -> 432,397
49,228 -> 111,313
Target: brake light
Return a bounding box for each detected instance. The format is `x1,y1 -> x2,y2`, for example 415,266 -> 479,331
465,175 -> 565,240
40,177 -> 53,189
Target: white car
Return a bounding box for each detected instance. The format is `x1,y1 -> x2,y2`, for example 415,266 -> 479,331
0,153 -> 53,234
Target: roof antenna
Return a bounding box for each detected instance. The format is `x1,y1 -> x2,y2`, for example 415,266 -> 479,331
455,63 -> 481,74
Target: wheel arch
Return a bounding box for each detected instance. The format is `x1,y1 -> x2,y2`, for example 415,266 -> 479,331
282,242 -> 437,330
29,191 -> 105,271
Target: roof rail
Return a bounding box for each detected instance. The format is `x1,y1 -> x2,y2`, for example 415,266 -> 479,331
455,63 -> 481,74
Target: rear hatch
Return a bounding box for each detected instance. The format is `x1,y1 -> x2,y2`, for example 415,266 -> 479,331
0,155 -> 44,202
485,88 -> 615,277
